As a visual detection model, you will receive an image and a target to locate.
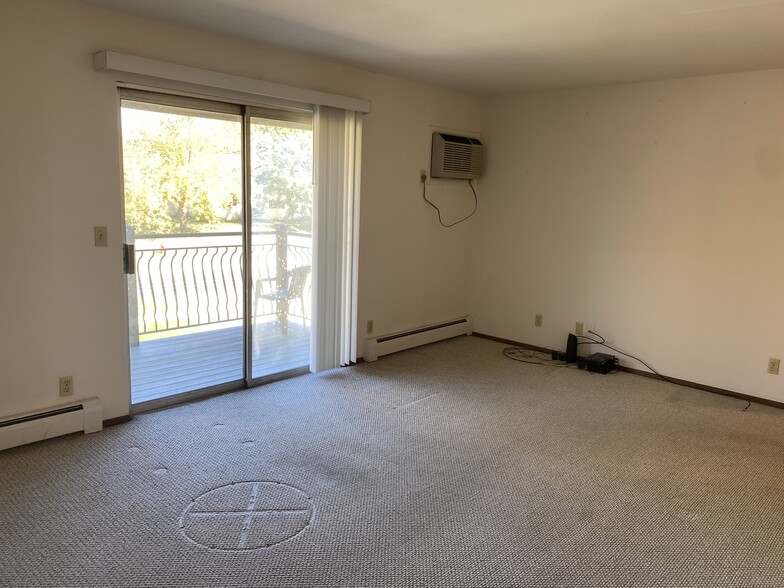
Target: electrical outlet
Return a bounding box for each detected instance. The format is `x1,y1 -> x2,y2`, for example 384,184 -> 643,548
586,323 -> 596,334
94,226 -> 108,247
420,169 -> 427,183
367,320 -> 374,335
768,358 -> 780,375
575,322 -> 584,336
59,375 -> 74,397
535,314 -> 543,327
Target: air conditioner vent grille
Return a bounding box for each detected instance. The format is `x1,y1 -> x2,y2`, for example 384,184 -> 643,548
431,132 -> 485,179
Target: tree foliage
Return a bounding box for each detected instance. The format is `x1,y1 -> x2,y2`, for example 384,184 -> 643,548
252,123 -> 313,232
122,110 -> 241,234
121,105 -> 313,235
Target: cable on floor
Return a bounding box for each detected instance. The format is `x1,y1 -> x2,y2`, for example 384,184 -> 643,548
503,347 -> 570,367
579,330 -> 753,412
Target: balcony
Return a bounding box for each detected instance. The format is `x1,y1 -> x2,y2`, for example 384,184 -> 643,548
129,225 -> 311,404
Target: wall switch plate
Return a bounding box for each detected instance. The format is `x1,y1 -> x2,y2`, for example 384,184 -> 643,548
535,314 -> 543,327
575,322 -> 584,335
367,320 -> 374,335
94,226 -> 108,247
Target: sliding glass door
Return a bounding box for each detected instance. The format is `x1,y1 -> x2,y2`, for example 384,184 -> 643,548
247,111 -> 313,380
120,92 -> 313,407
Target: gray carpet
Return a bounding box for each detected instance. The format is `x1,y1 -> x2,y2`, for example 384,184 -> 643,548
2,336 -> 784,587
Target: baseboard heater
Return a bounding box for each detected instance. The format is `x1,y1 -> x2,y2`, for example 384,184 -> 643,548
363,316 -> 473,362
0,398 -> 102,452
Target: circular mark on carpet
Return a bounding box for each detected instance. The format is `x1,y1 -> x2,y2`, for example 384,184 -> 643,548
179,481 -> 312,551
241,440 -> 255,447
212,423 -> 226,429
127,446 -> 141,454
153,467 -> 169,475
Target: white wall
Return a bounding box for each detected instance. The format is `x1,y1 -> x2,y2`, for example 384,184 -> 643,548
474,70 -> 784,402
0,0 -> 481,420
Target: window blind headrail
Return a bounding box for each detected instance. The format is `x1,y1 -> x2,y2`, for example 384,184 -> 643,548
94,51 -> 371,114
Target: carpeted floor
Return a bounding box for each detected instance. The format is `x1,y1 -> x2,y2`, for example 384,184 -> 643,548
2,335 -> 784,587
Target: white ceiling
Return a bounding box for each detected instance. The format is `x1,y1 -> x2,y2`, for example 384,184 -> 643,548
76,0 -> 784,95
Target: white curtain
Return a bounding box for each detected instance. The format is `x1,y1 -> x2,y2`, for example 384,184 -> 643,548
310,106 -> 363,372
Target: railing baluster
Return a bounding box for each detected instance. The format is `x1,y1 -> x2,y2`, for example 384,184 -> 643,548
190,248 -> 199,327
131,230 -> 310,336
148,251 -> 160,333
207,247 -> 219,325
181,248 -> 191,329
160,249 -> 172,331
137,250 -> 148,334
199,247 -> 205,325
229,246 -> 240,320
218,246 -> 229,322
170,248 -> 181,329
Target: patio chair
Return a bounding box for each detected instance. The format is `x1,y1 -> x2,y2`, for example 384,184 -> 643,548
253,265 -> 311,335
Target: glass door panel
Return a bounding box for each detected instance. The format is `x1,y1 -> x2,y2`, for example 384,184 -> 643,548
121,94 -> 244,405
248,114 -> 313,379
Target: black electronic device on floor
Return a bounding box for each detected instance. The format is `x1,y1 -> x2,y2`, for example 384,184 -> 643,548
565,333 -> 578,363
578,353 -> 619,374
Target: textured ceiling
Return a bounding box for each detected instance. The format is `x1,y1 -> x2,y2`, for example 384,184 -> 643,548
76,0 -> 784,95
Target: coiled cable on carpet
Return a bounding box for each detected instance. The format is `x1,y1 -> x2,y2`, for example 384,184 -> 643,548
503,347 -> 569,367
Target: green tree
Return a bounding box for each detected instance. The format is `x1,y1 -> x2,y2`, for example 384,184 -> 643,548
122,109 -> 241,234
252,123 -> 313,231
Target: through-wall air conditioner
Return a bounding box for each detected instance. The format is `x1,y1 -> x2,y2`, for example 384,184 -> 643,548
430,132 -> 485,180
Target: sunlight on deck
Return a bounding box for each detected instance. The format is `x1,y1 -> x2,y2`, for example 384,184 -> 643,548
130,320 -> 309,404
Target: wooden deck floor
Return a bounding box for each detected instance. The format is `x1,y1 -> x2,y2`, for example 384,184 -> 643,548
130,320 -> 309,404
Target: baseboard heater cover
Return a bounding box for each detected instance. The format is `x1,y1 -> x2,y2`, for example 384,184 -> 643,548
0,398 -> 102,451
363,316 -> 473,362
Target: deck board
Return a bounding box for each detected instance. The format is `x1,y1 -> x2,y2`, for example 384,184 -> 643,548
130,320 -> 310,404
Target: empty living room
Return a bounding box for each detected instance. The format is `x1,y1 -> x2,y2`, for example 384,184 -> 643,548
3,1 -> 784,586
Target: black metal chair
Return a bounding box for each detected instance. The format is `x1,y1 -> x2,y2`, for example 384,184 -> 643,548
253,265 -> 310,335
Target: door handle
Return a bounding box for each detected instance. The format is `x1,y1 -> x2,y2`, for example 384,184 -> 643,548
123,243 -> 136,275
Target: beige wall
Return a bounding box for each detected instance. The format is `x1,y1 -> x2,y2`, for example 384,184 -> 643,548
5,0 -> 781,422
474,70 -> 784,402
0,0 -> 481,420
